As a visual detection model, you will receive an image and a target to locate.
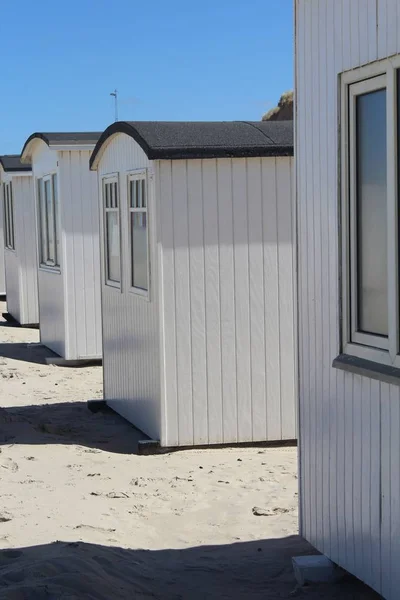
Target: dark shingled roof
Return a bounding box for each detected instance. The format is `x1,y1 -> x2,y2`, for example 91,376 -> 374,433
90,120 -> 293,168
21,132 -> 102,162
0,155 -> 31,172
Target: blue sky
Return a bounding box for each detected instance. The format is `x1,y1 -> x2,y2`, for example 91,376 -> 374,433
0,0 -> 293,154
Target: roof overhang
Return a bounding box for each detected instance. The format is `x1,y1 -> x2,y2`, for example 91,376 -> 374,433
90,120 -> 294,171
21,133 -> 99,163
0,156 -> 32,174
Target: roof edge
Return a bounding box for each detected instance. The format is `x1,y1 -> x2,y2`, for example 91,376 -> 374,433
20,133 -> 50,163
90,122 -> 152,170
90,121 -> 294,169
0,156 -> 32,173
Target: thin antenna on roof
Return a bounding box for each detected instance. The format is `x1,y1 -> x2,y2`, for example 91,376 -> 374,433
110,89 -> 118,122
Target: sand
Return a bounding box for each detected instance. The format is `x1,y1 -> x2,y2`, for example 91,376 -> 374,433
0,302 -> 380,599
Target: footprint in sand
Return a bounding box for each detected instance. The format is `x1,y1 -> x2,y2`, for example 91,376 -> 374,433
0,410 -> 25,424
0,512 -> 12,523
1,550 -> 22,559
74,524 -> 116,533
0,457 -> 19,472
252,506 -> 290,517
90,491 -> 130,499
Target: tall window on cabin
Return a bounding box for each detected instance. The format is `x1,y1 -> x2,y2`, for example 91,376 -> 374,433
103,177 -> 121,287
3,182 -> 15,250
341,61 -> 400,368
128,173 -> 148,294
37,174 -> 60,268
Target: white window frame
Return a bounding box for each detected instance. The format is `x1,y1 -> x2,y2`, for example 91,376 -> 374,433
341,56 -> 400,367
37,173 -> 60,271
102,174 -> 121,289
3,181 -> 15,251
127,169 -> 150,298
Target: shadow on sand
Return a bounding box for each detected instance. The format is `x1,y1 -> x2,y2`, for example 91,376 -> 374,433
0,342 -> 60,366
0,401 -> 146,455
0,538 -> 381,600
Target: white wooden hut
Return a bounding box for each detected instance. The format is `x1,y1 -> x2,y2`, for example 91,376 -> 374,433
296,1 -> 400,598
21,132 -> 102,363
90,120 -> 296,448
0,155 -> 38,326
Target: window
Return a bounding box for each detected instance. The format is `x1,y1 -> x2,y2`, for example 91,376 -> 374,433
341,57 -> 400,366
128,173 -> 148,293
37,174 -> 60,268
103,177 -> 121,287
3,182 -> 15,250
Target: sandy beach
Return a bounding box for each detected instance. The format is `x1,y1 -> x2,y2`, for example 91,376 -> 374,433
0,302 -> 380,599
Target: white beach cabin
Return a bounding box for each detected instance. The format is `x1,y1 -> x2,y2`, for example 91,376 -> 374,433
21,132 -> 102,363
0,155 -> 38,326
296,1 -> 400,598
90,120 -> 296,448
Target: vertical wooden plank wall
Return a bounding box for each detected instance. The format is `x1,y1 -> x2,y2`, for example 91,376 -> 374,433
60,150 -> 101,359
15,175 -> 38,325
159,156 -> 296,447
0,189 -> 5,296
33,141 -> 65,357
98,135 -> 161,441
296,1 -> 400,597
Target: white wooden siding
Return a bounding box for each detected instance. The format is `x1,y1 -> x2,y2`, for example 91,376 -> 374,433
3,174 -> 38,325
97,134 -> 161,440
296,1 -> 400,597
0,205 -> 5,296
158,156 -> 296,447
4,247 -> 20,322
31,141 -> 65,356
59,150 -> 101,359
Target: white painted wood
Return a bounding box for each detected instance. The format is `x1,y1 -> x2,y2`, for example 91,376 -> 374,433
203,160 -> 223,443
0,168 -> 38,325
158,156 -> 296,447
31,141 -> 65,356
58,150 -> 101,360
296,1 -> 400,597
30,139 -> 101,359
187,159 -> 208,444
96,133 -> 296,447
216,159 -> 238,443
97,133 -> 161,441
0,176 -> 5,296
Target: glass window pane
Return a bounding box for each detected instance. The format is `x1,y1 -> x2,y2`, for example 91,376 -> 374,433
4,184 -> 9,248
130,180 -> 135,208
3,185 -> 6,248
52,175 -> 60,266
111,183 -> 115,208
113,182 -> 118,207
5,185 -> 9,248
38,179 -> 47,263
45,179 -> 55,262
6,184 -> 11,248
9,183 -> 14,248
131,212 -> 148,290
356,88 -> 387,336
106,211 -> 120,283
142,180 -> 146,207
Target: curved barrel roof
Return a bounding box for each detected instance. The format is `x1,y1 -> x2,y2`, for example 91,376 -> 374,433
90,120 -> 294,169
